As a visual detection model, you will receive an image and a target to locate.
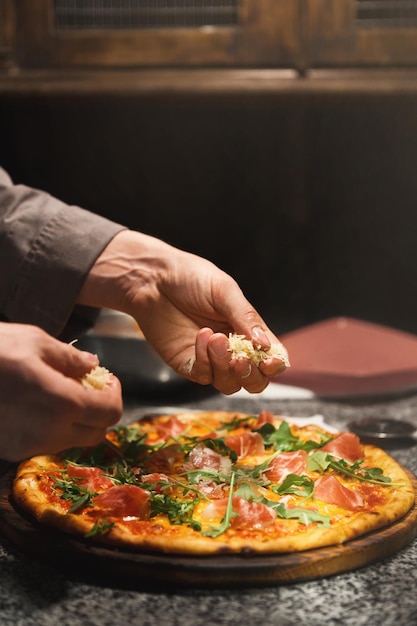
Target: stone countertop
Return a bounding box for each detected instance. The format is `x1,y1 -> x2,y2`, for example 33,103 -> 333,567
1,388 -> 417,626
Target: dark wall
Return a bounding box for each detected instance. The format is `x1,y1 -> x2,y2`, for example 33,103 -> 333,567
1,88 -> 417,336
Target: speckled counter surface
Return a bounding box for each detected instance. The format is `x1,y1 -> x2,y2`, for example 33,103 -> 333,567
1,389 -> 417,626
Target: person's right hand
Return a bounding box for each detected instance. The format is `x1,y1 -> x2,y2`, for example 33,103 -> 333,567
0,323 -> 122,462
77,230 -> 289,396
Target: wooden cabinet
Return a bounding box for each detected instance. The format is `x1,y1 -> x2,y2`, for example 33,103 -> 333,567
1,0 -> 417,73
308,0 -> 417,67
1,0 -> 302,70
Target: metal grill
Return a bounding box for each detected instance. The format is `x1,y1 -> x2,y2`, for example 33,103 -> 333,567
356,0 -> 417,28
54,0 -> 239,30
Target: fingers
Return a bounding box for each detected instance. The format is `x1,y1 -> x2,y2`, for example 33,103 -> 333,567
8,324 -> 101,379
30,331 -> 122,430
3,377 -> 123,461
77,376 -> 123,428
213,282 -> 289,370
184,329 -> 288,395
33,363 -> 122,439
181,327 -> 213,384
207,333 -> 270,395
41,338 -> 100,379
52,373 -> 123,430
208,333 -> 241,395
0,324 -> 123,460
46,366 -> 122,442
36,379 -> 122,458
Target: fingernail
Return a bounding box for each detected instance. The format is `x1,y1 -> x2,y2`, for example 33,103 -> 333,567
241,363 -> 252,379
252,326 -> 268,347
82,351 -> 99,364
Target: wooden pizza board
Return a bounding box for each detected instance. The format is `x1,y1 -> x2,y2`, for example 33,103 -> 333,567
1,467 -> 417,589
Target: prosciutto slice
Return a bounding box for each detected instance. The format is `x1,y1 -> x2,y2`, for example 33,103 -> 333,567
66,464 -> 114,492
225,432 -> 265,458
202,496 -> 276,529
314,475 -> 364,510
321,432 -> 363,463
264,450 -> 308,482
92,484 -> 151,518
155,415 -> 185,441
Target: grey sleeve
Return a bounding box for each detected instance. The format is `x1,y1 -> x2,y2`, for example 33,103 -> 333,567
0,167 -> 126,338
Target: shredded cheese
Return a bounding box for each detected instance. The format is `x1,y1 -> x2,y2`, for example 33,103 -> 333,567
81,366 -> 112,390
227,333 -> 290,367
183,356 -> 196,375
182,333 -> 290,375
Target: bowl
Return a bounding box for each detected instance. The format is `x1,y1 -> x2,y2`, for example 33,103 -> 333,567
76,309 -> 193,398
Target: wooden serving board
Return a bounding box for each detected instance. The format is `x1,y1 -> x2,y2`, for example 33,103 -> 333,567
1,467 -> 417,589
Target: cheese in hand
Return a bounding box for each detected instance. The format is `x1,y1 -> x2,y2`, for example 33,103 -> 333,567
227,333 -> 290,367
81,366 -> 112,390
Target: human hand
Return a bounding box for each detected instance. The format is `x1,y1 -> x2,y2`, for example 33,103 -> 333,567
77,231 -> 288,395
0,323 -> 122,461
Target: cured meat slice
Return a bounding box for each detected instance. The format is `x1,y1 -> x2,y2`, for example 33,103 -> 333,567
224,432 -> 265,458
66,464 -> 114,492
264,450 -> 308,482
188,443 -> 231,473
321,432 -> 363,463
202,496 -> 276,529
314,475 -> 364,510
92,484 -> 151,518
155,415 -> 185,441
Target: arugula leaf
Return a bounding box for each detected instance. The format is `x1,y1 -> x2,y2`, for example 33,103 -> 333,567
231,480 -> 330,527
307,451 -> 331,473
185,468 -> 232,486
140,476 -> 210,500
108,425 -> 153,462
272,473 -> 315,498
256,421 -> 298,451
202,473 -> 237,538
111,461 -> 141,485
63,443 -> 112,468
182,436 -> 238,463
234,481 -> 260,501
256,421 -> 331,453
150,493 -> 202,530
220,415 -> 255,431
53,478 -> 97,513
85,517 -> 115,537
233,455 -> 277,483
308,451 -> 394,486
111,424 -> 144,444
273,503 -> 331,527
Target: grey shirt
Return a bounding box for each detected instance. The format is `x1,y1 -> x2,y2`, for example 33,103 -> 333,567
0,167 -> 125,339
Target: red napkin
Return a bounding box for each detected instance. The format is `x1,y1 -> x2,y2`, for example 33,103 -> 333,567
276,317 -> 417,397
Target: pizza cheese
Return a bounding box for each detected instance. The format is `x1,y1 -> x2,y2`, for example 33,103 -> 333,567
12,411 -> 415,555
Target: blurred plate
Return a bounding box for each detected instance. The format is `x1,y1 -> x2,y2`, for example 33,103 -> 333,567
276,317 -> 417,398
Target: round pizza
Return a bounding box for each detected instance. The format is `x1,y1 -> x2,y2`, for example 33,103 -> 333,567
12,410 -> 416,555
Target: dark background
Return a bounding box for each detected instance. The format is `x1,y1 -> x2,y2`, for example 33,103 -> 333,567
1,88 -> 417,337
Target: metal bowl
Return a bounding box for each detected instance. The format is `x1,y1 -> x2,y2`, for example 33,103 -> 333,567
76,309 -> 193,398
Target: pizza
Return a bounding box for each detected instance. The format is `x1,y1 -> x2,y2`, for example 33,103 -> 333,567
12,410 -> 415,555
